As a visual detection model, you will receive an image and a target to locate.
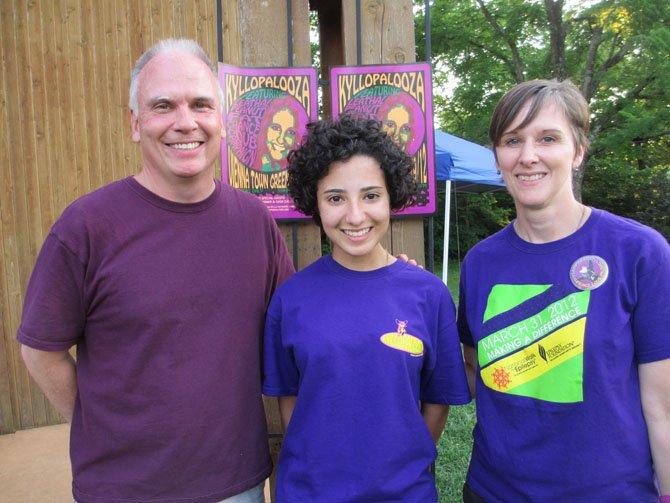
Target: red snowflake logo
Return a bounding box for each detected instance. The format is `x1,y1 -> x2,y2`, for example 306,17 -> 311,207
491,367 -> 512,389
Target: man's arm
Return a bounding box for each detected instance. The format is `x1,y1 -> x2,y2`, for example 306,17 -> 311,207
640,358 -> 670,495
20,345 -> 77,422
278,395 -> 298,433
463,344 -> 478,398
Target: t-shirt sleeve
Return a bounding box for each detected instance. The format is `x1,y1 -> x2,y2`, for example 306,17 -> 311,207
632,231 -> 670,363
16,231 -> 86,351
262,293 -> 299,396
420,287 -> 471,405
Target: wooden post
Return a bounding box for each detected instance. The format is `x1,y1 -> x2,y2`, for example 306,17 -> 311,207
313,0 -> 426,264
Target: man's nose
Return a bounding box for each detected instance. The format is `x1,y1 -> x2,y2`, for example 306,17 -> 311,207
174,106 -> 198,131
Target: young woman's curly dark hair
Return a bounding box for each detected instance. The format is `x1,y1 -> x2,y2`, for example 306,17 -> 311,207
287,114 -> 418,227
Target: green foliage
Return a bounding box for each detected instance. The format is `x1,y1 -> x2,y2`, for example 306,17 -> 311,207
584,163 -> 670,237
427,189 -> 514,263
415,0 -> 670,250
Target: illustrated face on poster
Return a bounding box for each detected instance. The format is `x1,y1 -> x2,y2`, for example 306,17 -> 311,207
226,88 -> 308,173
331,64 -> 436,215
220,65 -> 317,219
343,85 -> 425,157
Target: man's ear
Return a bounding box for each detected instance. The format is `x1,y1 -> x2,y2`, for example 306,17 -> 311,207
130,110 -> 140,143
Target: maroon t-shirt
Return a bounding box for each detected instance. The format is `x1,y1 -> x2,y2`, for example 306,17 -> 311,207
18,177 -> 294,502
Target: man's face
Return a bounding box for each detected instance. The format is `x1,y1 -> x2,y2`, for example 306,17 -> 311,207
130,51 -> 224,189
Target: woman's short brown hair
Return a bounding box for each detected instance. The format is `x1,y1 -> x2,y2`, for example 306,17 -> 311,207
489,79 -> 590,155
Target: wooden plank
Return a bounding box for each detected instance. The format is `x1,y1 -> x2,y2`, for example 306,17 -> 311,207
106,1 -> 130,185
0,0 -> 16,434
70,0 -> 91,200
0,0 -> 21,433
28,0 -> 56,236
6,0 -> 46,429
0,0 -> 18,431
32,0 -> 63,426
79,0 -> 104,191
115,0 -> 137,183
221,0 -> 242,65
199,0 -> 217,61
174,0 -> 187,36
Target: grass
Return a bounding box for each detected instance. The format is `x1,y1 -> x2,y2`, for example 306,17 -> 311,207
433,261 -> 476,502
436,402 -> 475,502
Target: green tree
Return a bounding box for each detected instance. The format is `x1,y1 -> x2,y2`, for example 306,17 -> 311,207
416,0 -> 670,259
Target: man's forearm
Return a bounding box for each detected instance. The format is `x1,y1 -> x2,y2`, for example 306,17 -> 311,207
20,345 -> 77,422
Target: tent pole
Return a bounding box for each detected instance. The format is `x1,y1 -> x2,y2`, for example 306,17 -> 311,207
442,180 -> 451,285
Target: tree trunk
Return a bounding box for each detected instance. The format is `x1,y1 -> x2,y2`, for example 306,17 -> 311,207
545,0 -> 566,80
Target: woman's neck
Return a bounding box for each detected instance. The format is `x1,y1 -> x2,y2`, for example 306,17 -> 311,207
514,202 -> 590,244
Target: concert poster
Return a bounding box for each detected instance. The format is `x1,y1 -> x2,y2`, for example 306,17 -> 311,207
220,64 -> 318,219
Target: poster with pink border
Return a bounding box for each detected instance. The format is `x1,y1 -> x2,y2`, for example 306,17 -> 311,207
219,64 -> 318,220
330,63 -> 436,215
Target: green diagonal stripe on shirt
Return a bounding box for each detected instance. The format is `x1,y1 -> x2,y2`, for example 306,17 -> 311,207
483,284 -> 552,323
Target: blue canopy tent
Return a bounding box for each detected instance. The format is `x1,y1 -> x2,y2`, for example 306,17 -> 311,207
433,130 -> 505,283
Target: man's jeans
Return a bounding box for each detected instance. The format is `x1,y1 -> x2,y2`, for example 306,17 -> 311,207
75,480 -> 265,503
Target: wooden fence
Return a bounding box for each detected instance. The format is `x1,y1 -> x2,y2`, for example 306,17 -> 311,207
0,0 -> 422,439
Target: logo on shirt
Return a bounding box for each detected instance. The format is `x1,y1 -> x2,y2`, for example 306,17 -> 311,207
570,255 -> 608,291
380,319 -> 424,356
478,286 -> 590,403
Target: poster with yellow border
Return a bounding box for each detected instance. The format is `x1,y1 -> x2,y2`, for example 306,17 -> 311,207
219,64 -> 318,219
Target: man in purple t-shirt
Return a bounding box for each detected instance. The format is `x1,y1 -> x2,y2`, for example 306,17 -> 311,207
17,39 -> 294,503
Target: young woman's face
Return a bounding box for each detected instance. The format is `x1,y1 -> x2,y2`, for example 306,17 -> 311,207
316,155 -> 391,271
495,101 -> 584,213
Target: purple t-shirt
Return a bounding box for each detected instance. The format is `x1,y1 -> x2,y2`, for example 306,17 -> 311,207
458,208 -> 670,502
263,256 -> 471,502
17,177 -> 294,503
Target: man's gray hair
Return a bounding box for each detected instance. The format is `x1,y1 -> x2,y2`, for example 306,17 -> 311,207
128,38 -> 223,114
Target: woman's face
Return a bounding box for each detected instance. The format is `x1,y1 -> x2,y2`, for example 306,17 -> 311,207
495,101 -> 584,212
316,155 -> 391,271
265,108 -> 296,161
382,104 -> 411,150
